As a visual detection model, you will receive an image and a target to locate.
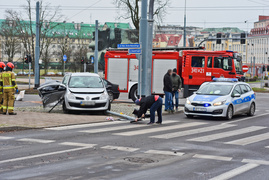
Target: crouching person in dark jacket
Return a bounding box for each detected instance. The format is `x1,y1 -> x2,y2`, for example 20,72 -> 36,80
135,95 -> 163,125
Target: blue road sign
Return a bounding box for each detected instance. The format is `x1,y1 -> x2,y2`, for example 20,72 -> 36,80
91,56 -> 94,64
128,49 -> 142,54
63,55 -> 67,62
117,44 -> 141,49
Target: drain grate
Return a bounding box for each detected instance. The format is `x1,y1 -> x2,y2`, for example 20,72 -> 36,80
124,157 -> 155,164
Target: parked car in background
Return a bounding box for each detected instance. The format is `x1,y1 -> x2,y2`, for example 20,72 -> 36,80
103,79 -> 120,102
17,71 -> 27,76
46,72 -> 56,75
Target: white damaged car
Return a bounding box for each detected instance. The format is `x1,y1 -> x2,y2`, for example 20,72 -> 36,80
184,78 -> 256,120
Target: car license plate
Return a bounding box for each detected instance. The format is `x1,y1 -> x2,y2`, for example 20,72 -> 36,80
193,107 -> 207,112
80,101 -> 95,106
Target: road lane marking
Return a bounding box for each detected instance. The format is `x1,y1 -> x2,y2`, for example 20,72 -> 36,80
144,150 -> 184,156
60,142 -> 96,147
151,124 -> 236,139
79,120 -> 178,134
225,132 -> 269,145
0,147 -> 90,164
193,154 -> 232,161
242,159 -> 269,165
223,112 -> 269,124
209,163 -> 259,180
17,138 -> 55,144
188,126 -> 266,142
114,122 -> 206,136
44,121 -> 125,130
0,136 -> 14,140
101,145 -> 139,152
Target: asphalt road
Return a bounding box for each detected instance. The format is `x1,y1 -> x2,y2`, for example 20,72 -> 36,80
1,93 -> 269,180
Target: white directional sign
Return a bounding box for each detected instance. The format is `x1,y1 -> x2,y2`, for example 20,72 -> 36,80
117,44 -> 141,49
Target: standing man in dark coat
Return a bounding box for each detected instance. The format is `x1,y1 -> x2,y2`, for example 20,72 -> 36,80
163,69 -> 173,112
171,68 -> 182,111
135,95 -> 163,125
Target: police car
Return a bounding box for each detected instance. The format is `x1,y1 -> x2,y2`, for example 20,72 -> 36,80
184,78 -> 256,120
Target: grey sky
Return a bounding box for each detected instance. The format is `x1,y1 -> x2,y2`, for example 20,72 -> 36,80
0,0 -> 268,31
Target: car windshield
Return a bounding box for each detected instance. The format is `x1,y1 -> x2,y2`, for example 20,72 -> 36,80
68,76 -> 104,88
234,60 -> 243,73
197,84 -> 233,96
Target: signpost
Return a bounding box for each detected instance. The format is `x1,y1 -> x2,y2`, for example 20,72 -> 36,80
117,44 -> 141,49
63,55 -> 67,75
242,65 -> 249,73
128,49 -> 142,54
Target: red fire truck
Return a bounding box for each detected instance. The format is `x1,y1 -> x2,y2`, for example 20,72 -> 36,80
104,48 -> 243,101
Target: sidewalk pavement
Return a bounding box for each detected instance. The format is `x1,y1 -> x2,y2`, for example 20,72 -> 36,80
0,111 -> 107,132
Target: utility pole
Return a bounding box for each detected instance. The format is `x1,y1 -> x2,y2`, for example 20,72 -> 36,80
94,20 -> 98,74
183,0 -> 187,47
34,1 -> 40,88
139,0 -> 148,97
146,0 -> 154,96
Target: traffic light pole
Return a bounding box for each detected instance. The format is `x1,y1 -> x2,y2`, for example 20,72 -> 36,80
29,63 -> 31,89
34,1 -> 40,88
94,20 -> 98,74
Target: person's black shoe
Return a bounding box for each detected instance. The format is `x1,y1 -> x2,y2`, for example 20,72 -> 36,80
9,112 -> 17,115
147,122 -> 154,125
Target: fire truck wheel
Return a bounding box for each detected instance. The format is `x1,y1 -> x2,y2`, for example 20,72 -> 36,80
130,85 -> 138,102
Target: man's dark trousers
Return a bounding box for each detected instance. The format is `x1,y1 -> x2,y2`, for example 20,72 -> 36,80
150,97 -> 163,123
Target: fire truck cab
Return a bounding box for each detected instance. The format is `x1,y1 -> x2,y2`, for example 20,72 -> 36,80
104,48 -> 243,101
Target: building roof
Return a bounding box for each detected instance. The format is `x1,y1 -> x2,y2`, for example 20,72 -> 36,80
201,27 -> 244,33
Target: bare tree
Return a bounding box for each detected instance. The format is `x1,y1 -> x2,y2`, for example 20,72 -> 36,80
0,20 -> 21,62
114,0 -> 170,30
57,36 -> 72,73
72,37 -> 89,72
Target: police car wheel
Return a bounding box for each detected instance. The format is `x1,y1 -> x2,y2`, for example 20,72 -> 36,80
226,105 -> 233,120
186,115 -> 193,118
247,103 -> 255,116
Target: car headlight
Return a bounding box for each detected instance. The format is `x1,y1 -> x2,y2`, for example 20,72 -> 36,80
186,98 -> 191,105
67,92 -> 76,100
213,100 -> 226,106
100,92 -> 108,100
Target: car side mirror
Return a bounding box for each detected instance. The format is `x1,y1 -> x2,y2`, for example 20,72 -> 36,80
232,93 -> 241,98
58,84 -> 66,91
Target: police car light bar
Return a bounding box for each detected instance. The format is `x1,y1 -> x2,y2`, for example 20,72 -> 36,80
212,78 -> 238,82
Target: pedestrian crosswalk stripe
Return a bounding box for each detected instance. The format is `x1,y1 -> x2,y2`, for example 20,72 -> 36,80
114,122 -> 206,136
242,159 -> 269,166
0,136 -> 14,140
150,124 -> 236,139
225,132 -> 269,146
193,154 -> 232,161
17,138 -> 55,144
45,121 -> 125,131
209,163 -> 259,180
101,145 -> 139,152
144,150 -> 184,156
60,142 -> 96,148
188,126 -> 267,142
79,120 -> 178,134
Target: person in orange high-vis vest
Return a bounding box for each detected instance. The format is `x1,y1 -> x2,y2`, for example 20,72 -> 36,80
1,62 -> 18,115
0,62 -> 6,113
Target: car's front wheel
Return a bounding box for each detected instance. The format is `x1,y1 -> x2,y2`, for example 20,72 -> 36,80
62,101 -> 70,114
247,103 -> 255,116
226,105 -> 233,120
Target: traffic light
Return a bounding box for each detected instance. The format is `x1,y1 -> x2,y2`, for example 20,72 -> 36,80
263,65 -> 266,72
81,56 -> 85,64
28,55 -> 32,63
24,55 -> 28,63
216,33 -> 221,44
240,33 -> 246,44
267,65 -> 269,71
